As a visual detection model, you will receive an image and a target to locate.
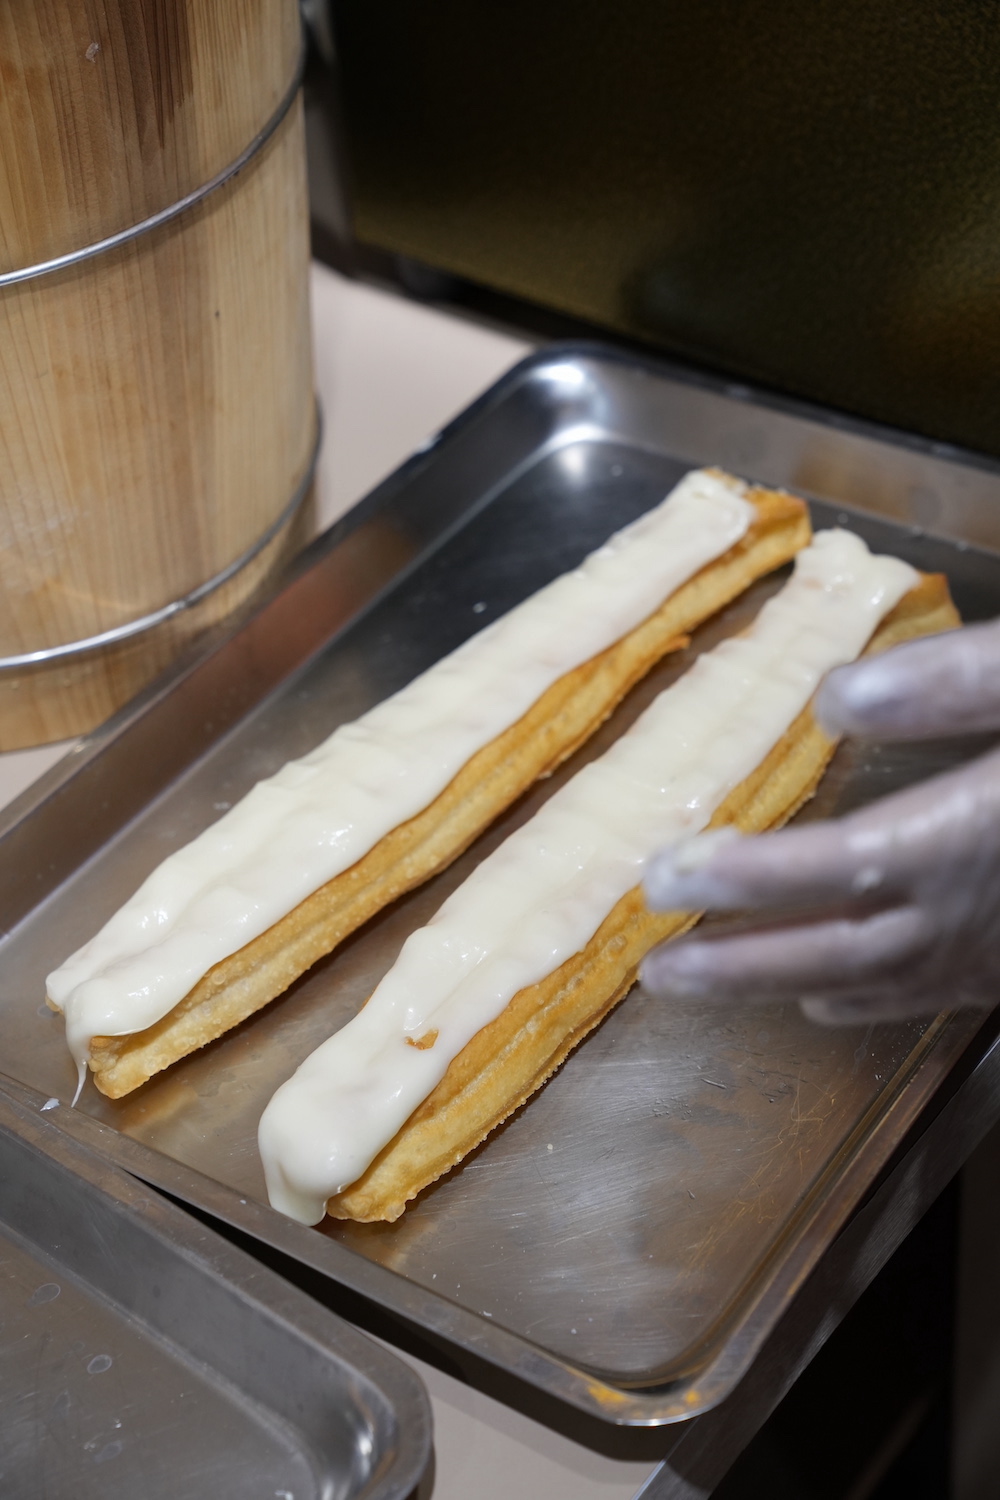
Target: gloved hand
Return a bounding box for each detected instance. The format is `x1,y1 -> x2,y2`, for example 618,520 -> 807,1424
641,618 -> 1000,1023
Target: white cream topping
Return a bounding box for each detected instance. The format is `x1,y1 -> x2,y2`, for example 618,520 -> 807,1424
258,530 -> 918,1224
46,469 -> 755,1075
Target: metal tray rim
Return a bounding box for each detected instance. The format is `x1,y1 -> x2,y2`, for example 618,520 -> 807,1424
0,1076 -> 432,1498
9,1004 -> 981,1427
3,339 -> 999,1427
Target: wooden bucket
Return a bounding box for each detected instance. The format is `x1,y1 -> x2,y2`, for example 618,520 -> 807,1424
0,1 -> 316,749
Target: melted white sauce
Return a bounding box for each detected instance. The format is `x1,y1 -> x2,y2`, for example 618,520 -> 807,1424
258,531 -> 918,1224
46,469 -> 754,1073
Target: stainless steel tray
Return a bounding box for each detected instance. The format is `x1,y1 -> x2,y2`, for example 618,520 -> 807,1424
0,1076 -> 430,1500
1,344 -> 999,1426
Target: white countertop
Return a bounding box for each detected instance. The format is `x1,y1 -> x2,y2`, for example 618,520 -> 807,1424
1,262 -> 661,1500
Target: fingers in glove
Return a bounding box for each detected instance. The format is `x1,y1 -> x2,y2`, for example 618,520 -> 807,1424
640,904 -> 930,999
644,820 -> 902,914
816,617 -> 1000,741
645,746 -> 1000,916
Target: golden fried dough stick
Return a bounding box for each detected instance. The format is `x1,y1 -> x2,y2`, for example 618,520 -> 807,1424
326,573 -> 958,1222
84,485 -> 809,1098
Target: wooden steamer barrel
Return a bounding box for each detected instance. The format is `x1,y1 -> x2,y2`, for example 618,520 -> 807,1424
0,1 -> 316,749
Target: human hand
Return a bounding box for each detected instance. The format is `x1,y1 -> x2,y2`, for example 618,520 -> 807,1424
813,614 -> 1000,741
641,619 -> 1000,1024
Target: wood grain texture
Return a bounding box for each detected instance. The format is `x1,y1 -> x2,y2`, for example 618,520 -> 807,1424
0,0 -> 301,270
0,2 -> 313,747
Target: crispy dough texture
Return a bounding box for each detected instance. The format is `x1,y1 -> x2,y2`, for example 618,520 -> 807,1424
81,485 -> 809,1098
327,571 -> 959,1222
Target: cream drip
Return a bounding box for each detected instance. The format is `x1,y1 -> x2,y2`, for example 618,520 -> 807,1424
46,469 -> 754,1073
258,530 -> 918,1224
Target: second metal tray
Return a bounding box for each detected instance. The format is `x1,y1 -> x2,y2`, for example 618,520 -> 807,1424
0,344 -> 998,1424
0,1076 -> 430,1500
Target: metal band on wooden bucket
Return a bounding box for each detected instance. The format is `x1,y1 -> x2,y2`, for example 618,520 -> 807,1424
0,410 -> 320,670
0,4 -> 314,749
0,40 -> 306,290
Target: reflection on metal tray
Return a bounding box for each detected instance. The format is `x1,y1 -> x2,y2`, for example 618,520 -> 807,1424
0,345 -> 998,1425
0,1078 -> 430,1500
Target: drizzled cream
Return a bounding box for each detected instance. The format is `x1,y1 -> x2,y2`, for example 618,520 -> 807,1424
46,469 -> 755,1077
258,530 -> 918,1224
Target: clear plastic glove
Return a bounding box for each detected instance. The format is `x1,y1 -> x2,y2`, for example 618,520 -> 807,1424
641,618 -> 1000,1024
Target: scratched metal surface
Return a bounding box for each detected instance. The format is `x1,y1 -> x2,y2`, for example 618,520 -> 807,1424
0,346 -> 997,1419
0,1082 -> 429,1500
